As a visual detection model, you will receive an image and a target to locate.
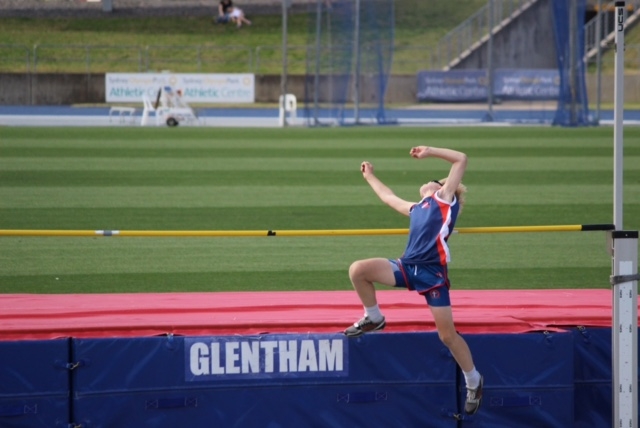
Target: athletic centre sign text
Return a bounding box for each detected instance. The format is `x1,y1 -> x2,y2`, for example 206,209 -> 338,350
106,73 -> 255,103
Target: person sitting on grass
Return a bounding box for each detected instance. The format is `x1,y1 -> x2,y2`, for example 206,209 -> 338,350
229,6 -> 251,28
216,0 -> 233,24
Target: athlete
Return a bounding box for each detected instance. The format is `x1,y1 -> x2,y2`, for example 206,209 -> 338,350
344,145 -> 483,415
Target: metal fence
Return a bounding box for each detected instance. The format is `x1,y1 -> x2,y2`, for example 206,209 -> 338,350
3,43 -> 430,75
431,0 -> 538,70
1,41 -> 639,76
584,1 -> 640,78
430,0 -> 640,71
0,44 -> 31,73
2,44 -> 314,75
584,0 -> 640,60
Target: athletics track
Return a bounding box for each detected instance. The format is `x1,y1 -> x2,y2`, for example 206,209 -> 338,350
1,104 -> 640,127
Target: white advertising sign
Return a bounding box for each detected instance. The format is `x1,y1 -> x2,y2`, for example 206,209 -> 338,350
105,73 -> 255,103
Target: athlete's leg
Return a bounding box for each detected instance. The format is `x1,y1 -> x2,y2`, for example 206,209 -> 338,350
430,305 -> 475,372
431,305 -> 484,413
348,258 -> 396,307
344,258 -> 395,337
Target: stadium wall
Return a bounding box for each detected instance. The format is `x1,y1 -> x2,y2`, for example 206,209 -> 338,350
452,0 -> 558,70
1,72 -> 639,105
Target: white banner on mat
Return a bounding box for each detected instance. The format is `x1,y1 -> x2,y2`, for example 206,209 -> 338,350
105,73 -> 255,103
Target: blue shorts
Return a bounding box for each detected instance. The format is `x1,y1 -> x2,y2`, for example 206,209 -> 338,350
389,259 -> 451,307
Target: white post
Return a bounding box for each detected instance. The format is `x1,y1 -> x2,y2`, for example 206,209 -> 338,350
611,4 -> 636,427
280,0 -> 289,127
610,231 -> 638,428
485,0 -> 494,122
353,0 -> 361,125
141,108 -> 149,127
613,1 -> 625,229
313,0 -> 322,125
569,0 -> 577,125
595,0 -> 603,123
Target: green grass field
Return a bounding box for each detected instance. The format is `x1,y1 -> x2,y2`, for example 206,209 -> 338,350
0,1 -> 488,74
0,126 -> 638,294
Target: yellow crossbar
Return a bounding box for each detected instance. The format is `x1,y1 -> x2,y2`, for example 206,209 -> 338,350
454,225 -> 584,234
0,224 -> 614,237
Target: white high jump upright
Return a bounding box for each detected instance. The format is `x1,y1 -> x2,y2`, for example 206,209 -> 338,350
610,231 -> 638,428
278,94 -> 297,127
610,2 -> 639,428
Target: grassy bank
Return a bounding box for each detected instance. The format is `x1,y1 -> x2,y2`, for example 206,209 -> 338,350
0,1 -> 586,74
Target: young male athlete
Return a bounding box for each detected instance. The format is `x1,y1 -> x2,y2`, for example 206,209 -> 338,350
344,145 -> 483,415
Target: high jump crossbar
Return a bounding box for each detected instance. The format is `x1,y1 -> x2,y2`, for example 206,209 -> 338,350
0,224 -> 615,238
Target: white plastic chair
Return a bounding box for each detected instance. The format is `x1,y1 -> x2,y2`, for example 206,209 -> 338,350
108,106 -> 136,124
278,94 -> 297,126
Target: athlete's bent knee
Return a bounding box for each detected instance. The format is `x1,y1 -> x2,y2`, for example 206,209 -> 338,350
349,260 -> 366,280
438,330 -> 458,347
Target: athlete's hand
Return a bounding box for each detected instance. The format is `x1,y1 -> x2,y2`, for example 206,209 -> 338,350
361,161 -> 375,178
410,146 -> 430,159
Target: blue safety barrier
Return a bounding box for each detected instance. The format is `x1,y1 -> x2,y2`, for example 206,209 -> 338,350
71,333 -> 458,427
461,332 -> 574,426
573,327 -> 615,427
0,339 -> 70,428
0,329 -> 635,426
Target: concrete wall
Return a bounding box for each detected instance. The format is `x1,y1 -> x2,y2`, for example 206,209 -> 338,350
0,73 -> 107,105
454,0 -> 557,70
589,73 -> 640,105
0,73 -> 416,105
1,72 -> 638,105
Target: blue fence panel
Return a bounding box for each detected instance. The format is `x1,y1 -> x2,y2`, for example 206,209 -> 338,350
573,327 -> 613,427
416,70 -> 487,102
72,332 -> 458,427
416,69 -> 560,103
0,339 -> 70,428
2,329 -> 627,427
461,332 -> 575,427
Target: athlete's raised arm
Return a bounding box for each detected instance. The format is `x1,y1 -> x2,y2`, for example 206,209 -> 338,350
360,161 -> 413,216
410,146 -> 467,203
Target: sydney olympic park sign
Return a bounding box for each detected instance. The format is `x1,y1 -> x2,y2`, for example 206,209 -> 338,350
105,73 -> 255,103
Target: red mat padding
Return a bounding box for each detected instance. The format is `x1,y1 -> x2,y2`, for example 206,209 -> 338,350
0,289 -> 624,341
